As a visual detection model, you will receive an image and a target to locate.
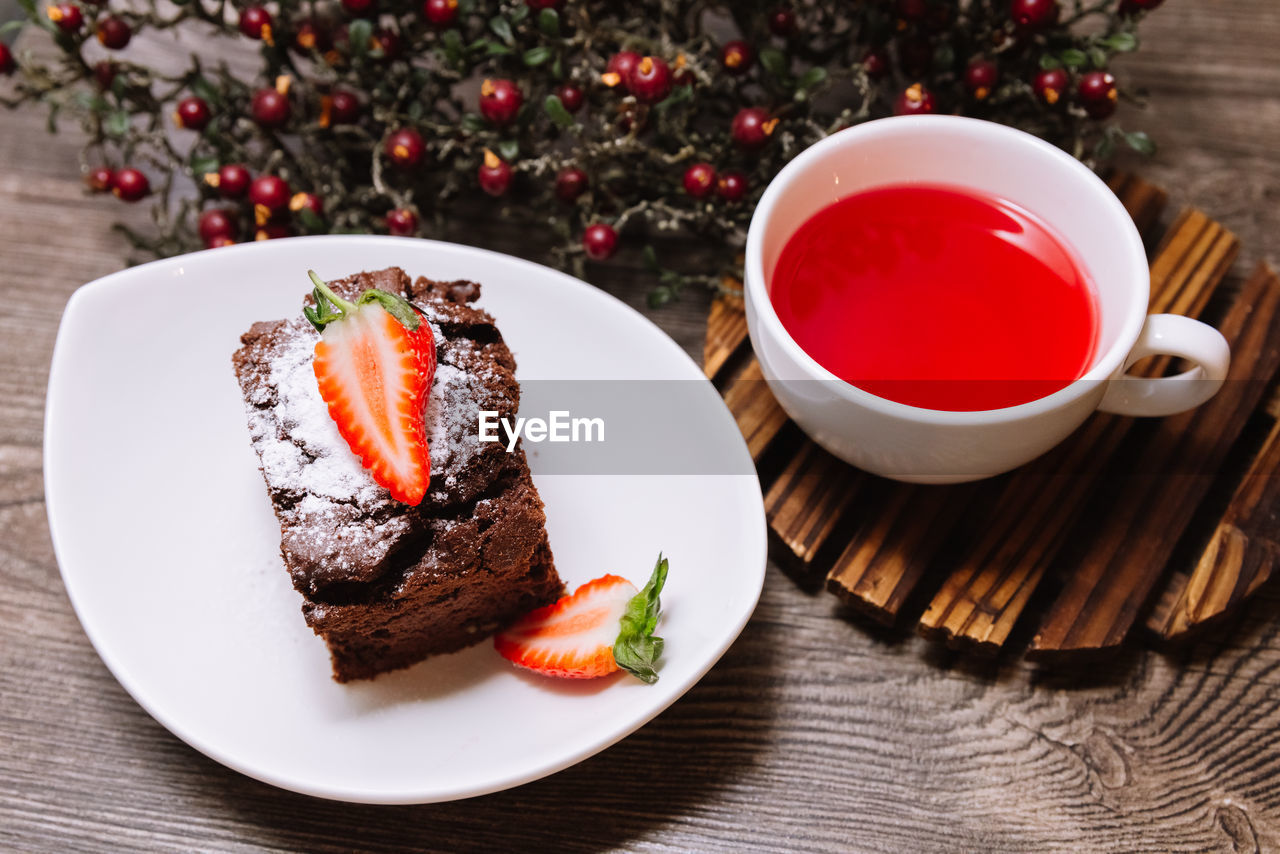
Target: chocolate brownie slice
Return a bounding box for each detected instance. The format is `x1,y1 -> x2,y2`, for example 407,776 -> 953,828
233,267 -> 562,682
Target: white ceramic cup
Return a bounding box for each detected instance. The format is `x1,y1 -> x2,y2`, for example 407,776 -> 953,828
744,115 -> 1230,484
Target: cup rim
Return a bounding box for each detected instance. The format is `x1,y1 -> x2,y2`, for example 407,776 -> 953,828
743,114 -> 1150,426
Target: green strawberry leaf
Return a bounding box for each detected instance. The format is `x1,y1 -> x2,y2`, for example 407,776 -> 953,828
612,554 -> 669,684
357,288 -> 422,330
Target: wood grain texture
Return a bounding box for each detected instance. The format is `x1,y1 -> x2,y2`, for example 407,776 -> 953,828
6,2 -> 1280,851
720,357 -> 789,461
704,294 -> 748,382
1149,413 -> 1280,640
1030,262 -> 1280,658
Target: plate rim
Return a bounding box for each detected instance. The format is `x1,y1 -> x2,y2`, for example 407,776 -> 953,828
43,235 -> 768,804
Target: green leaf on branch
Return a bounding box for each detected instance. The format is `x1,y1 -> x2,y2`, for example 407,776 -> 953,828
190,154 -> 220,175
496,139 -> 519,160
442,28 -> 463,66
1123,130 -> 1156,155
1088,46 -> 1108,69
489,16 -> 514,45
105,111 -> 130,137
190,74 -> 220,105
484,41 -> 513,56
537,8 -> 559,35
460,112 -> 486,132
759,47 -> 789,79
798,66 -> 828,91
543,94 -> 574,128
1101,32 -> 1138,52
642,244 -> 660,273
348,18 -> 372,57
653,83 -> 692,113
0,19 -> 25,37
1059,48 -> 1087,68
1039,54 -> 1061,70
523,46 -> 552,66
1095,134 -> 1115,160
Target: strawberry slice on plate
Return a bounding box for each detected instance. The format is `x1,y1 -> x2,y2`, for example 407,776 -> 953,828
303,270 -> 437,505
496,555 -> 670,683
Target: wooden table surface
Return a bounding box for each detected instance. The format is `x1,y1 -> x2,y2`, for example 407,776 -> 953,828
4,3 -> 1280,851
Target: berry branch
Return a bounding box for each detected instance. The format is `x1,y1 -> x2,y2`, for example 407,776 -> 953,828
0,0 -> 1163,304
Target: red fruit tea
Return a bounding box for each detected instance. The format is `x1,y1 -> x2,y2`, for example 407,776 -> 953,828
770,184 -> 1099,411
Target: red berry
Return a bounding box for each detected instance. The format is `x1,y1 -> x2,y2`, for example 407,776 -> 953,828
554,168 -> 588,202
731,107 -> 775,149
605,51 -> 641,88
93,61 -> 116,89
0,44 -> 14,76
385,127 -> 426,169
720,41 -> 753,74
862,48 -> 889,80
293,20 -> 330,51
478,151 -> 513,197
682,163 -> 716,199
1078,70 -> 1118,118
897,0 -> 927,21
1011,0 -> 1058,29
628,56 -> 672,104
255,223 -> 293,241
216,164 -> 251,198
85,166 -> 114,193
198,209 -> 237,244
330,90 -> 361,124
96,16 -> 131,50
342,0 -> 375,16
423,0 -> 458,26
894,82 -> 936,115
386,208 -> 418,236
248,175 -> 291,211
1033,67 -> 1069,106
372,28 -> 402,60
479,79 -> 523,125
48,4 -> 83,33
111,168 -> 149,202
582,224 -> 618,261
251,88 -> 290,128
174,96 -> 211,131
207,236 -> 236,248
238,6 -> 273,41
555,84 -> 584,113
767,7 -> 795,36
965,59 -> 999,101
716,171 -> 747,202
289,192 -> 324,217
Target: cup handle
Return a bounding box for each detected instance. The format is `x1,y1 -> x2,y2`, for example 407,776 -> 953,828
1097,314 -> 1230,417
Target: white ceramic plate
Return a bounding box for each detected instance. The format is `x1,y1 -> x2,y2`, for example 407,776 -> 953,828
44,236 -> 766,804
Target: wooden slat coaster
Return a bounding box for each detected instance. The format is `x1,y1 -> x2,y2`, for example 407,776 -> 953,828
765,442 -> 866,563
827,482 -> 978,623
1148,419 -> 1280,639
704,294 -> 749,382
916,208 -> 1237,651
1028,262 -> 1280,658
1106,172 -> 1169,238
720,358 -> 789,461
